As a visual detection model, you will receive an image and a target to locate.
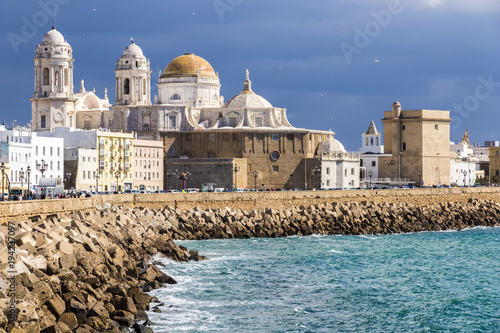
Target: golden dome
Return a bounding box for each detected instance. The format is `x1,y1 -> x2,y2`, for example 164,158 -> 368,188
161,53 -> 217,78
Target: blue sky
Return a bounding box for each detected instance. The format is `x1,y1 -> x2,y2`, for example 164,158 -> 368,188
1,0 -> 499,150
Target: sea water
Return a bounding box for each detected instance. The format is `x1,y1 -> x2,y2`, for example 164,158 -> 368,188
148,227 -> 500,332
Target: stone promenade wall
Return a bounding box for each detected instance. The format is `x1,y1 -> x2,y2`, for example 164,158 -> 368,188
1,187 -> 499,223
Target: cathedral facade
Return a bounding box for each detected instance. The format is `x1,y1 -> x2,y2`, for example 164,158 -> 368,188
31,28 -> 358,190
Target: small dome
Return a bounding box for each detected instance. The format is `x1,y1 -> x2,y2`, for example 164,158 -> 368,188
224,69 -> 273,108
224,93 -> 273,108
123,41 -> 144,57
162,53 -> 217,78
42,28 -> 67,44
317,135 -> 346,155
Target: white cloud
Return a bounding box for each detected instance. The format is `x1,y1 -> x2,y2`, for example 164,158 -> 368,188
420,0 -> 500,12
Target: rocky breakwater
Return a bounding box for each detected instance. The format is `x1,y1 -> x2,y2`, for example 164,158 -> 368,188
167,198 -> 500,239
0,205 -> 206,333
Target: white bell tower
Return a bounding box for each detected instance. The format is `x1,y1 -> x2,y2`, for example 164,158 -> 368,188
360,120 -> 384,154
30,27 -> 76,131
115,40 -> 151,106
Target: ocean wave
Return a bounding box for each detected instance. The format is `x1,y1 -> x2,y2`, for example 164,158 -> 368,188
329,249 -> 342,254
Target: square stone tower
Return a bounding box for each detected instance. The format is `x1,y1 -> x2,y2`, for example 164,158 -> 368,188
379,102 -> 451,186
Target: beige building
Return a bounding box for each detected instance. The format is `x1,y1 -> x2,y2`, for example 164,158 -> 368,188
97,131 -> 134,192
490,147 -> 500,179
379,102 -> 451,186
133,139 -> 164,191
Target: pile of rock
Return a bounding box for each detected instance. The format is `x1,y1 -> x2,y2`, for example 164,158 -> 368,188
0,205 -> 205,333
1,199 -> 498,332
165,198 -> 500,240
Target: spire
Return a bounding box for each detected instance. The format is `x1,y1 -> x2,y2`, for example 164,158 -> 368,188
242,69 -> 253,94
460,129 -> 470,147
366,120 -> 378,135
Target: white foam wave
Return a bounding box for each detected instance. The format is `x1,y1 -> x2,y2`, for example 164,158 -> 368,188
329,249 -> 342,254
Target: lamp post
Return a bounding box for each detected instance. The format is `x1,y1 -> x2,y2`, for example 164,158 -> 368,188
64,171 -> 71,191
26,166 -> 31,197
253,171 -> 258,190
115,170 -> 120,193
417,171 -> 422,188
234,165 -> 240,190
20,168 -> 25,190
95,171 -> 100,193
166,169 -> 178,191
313,165 -> 321,189
36,159 -> 48,196
463,170 -> 467,187
0,162 -> 5,201
368,170 -> 373,189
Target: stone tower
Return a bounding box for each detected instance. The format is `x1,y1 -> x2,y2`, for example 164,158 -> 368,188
30,27 -> 76,131
114,40 -> 151,107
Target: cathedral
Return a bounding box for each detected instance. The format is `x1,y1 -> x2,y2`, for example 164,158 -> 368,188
30,28 -> 359,190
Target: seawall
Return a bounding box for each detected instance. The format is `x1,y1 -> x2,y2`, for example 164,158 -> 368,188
1,187 -> 499,223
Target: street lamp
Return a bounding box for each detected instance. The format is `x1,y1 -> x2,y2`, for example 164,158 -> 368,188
64,171 -> 72,191
417,171 -> 422,188
36,159 -> 48,196
368,170 -> 373,189
26,166 -> 31,197
234,165 -> 240,190
0,162 -> 5,201
313,165 -> 321,189
253,171 -> 258,190
166,169 -> 178,191
95,171 -> 100,193
463,170 -> 468,187
20,168 -> 25,190
115,170 -> 120,193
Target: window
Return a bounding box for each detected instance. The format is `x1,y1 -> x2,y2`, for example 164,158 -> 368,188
43,67 -> 49,86
327,180 -> 330,186
57,161 -> 60,171
376,137 -> 379,145
351,168 -> 355,175
84,120 -> 91,130
254,117 -> 263,127
229,116 -> 238,127
124,79 -> 130,95
41,115 -> 46,129
273,166 -> 279,172
272,134 -> 279,141
36,146 -> 38,155
233,134 -> 238,141
88,171 -> 91,179
83,170 -> 86,179
208,152 -> 216,158
209,134 -> 215,142
402,142 -> 406,151
50,147 -> 53,156
270,151 -> 280,161
402,125 -> 405,130
168,115 -> 177,129
435,125 -> 438,130
326,167 -> 330,175
57,147 -> 60,156
257,134 -> 263,140
170,93 -> 181,100
371,161 -> 376,167
370,138 -> 374,145
43,147 -> 46,156
187,134 -> 192,141
365,137 -> 369,146
287,134 -> 293,140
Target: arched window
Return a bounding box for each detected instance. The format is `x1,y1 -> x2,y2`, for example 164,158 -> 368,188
213,94 -> 218,101
55,71 -> 60,87
64,68 -> 69,86
124,79 -> 130,95
170,93 -> 181,100
43,67 -> 49,86
370,138 -> 374,145
365,137 -> 368,146
376,137 -> 379,145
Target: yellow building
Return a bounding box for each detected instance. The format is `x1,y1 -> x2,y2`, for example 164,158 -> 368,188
379,102 -> 451,186
489,147 -> 500,179
97,131 -> 134,192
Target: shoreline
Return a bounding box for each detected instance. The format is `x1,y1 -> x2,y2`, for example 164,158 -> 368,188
0,197 -> 499,332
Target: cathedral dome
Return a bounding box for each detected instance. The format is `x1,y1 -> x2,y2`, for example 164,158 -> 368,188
317,135 -> 346,155
224,70 -> 273,108
162,53 -> 217,78
42,28 -> 67,44
122,41 -> 144,57
224,92 -> 273,108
